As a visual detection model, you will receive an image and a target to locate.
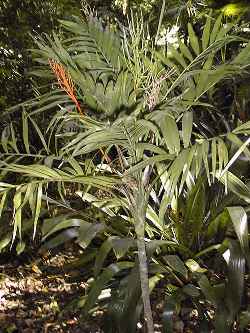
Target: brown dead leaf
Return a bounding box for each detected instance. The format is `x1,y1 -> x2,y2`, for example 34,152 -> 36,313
31,264 -> 42,275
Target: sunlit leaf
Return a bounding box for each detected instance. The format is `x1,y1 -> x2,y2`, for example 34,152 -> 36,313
185,259 -> 207,273
227,207 -> 249,260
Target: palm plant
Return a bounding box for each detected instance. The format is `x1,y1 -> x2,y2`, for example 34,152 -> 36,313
1,8 -> 250,332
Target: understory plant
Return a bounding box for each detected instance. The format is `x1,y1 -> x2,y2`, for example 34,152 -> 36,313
0,7 -> 250,332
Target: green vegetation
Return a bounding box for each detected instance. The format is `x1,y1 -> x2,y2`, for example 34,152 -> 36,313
1,1 -> 250,332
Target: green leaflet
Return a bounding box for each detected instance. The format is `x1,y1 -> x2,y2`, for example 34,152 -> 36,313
77,222 -> 106,249
188,23 -> 200,56
164,255 -> 188,279
42,218 -> 83,241
181,179 -> 205,248
93,237 -> 135,278
178,37 -> 193,62
33,183 -> 42,239
219,241 -> 245,332
22,111 -> 30,154
0,236 -> 11,253
227,207 -> 249,263
233,41 -> 250,65
217,171 -> 250,203
12,189 -> 22,244
94,238 -> 114,277
160,115 -> 180,154
182,111 -> 193,148
83,261 -> 134,314
0,192 -> 7,219
202,13 -> 211,50
210,14 -> 223,44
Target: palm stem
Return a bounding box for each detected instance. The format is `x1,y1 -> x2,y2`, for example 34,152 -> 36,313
137,236 -> 154,333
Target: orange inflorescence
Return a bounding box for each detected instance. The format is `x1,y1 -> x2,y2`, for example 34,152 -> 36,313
49,59 -> 112,164
49,59 -> 83,116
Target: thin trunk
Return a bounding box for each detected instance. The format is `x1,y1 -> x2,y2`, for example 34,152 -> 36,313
137,236 -> 154,333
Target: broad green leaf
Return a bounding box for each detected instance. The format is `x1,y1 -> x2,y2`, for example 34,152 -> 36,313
222,241 -> 245,328
181,180 -> 205,247
42,218 -> 82,241
178,37 -> 193,62
126,154 -> 174,176
182,283 -> 200,297
16,241 -> 26,255
146,205 -> 163,231
211,138 -> 217,182
42,214 -> 72,237
227,133 -> 250,160
164,255 -> 188,279
227,207 -> 249,259
217,138 -> 229,176
162,294 -> 179,333
107,266 -> 142,333
42,229 -> 78,249
233,41 -> 250,65
194,143 -> 203,178
216,22 -> 234,40
94,238 -> 113,277
10,123 -> 19,153
159,191 -> 172,225
78,222 -> 106,249
182,111 -> 193,148
168,149 -> 190,199
22,111 -> 30,154
28,116 -> 49,154
196,54 -> 214,97
188,23 -> 200,56
5,164 -> 60,179
1,126 -> 10,153
202,13 -> 211,50
0,236 -> 11,253
217,171 -> 250,203
221,137 -> 250,177
111,237 -> 135,259
195,244 -> 221,258
198,275 -> 219,305
202,140 -> 211,185
33,183 -> 43,239
206,210 -> 229,240
12,190 -> 22,244
83,262 -> 134,313
210,14 -> 223,43
0,192 -> 7,219
239,310 -> 250,330
161,115 -> 180,154
179,146 -> 195,193
185,259 -> 207,273
146,240 -> 178,254
168,45 -> 187,68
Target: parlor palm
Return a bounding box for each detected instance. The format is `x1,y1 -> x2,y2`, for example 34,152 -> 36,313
1,9 -> 250,332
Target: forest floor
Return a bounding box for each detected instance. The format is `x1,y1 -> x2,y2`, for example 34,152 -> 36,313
0,246 -> 248,333
0,247 -> 105,333
0,245 -> 196,333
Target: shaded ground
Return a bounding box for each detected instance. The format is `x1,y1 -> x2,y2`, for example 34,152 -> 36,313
0,249 -> 104,333
0,248 -> 194,333
1,248 -> 249,332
